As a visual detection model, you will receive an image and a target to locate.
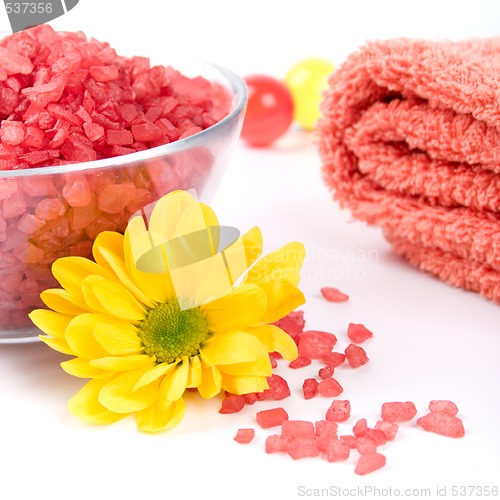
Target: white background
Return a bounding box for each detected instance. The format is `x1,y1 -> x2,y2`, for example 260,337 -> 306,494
0,1 -> 499,499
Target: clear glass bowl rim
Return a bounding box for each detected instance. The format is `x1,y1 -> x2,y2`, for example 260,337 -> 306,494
0,62 -> 248,178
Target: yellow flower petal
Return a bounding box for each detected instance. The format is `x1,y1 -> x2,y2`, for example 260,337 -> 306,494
93,320 -> 143,356
51,256 -> 116,298
218,356 -> 272,377
247,324 -> 298,361
241,226 -> 263,268
68,378 -> 126,425
90,355 -> 154,372
197,359 -> 222,399
65,314 -> 110,359
98,366 -> 159,413
133,362 -> 176,391
201,331 -> 269,366
157,357 -> 189,408
257,279 -> 306,323
202,283 -> 267,332
40,289 -> 88,316
29,309 -> 72,340
61,358 -> 111,379
39,335 -> 74,355
93,231 -> 155,309
136,397 -> 186,433
221,374 -> 269,395
81,275 -> 146,321
186,355 -> 202,388
246,242 -> 305,287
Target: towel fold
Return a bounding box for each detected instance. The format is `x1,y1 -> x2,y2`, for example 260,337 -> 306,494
317,38 -> 500,303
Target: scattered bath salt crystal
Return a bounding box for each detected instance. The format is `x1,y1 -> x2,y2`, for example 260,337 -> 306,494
381,401 -> 417,423
269,351 -> 281,368
273,310 -> 305,342
266,374 -> 291,401
265,434 -> 294,453
281,420 -> 315,438
417,412 -> 465,438
352,418 -> 368,438
347,323 -> 373,343
317,377 -> 343,397
356,437 -> 378,455
318,364 -> 335,379
374,420 -> 399,441
287,437 -> 320,460
302,378 -> 319,400
315,420 -> 338,438
298,330 -> 337,358
234,428 -> 255,444
355,453 -> 386,475
339,435 -> 357,449
322,352 -> 346,367
326,400 -> 351,422
345,343 -> 369,368
289,355 -> 311,369
256,407 -> 289,429
428,400 -> 459,416
321,287 -> 349,302
219,395 -> 245,414
325,439 -> 350,462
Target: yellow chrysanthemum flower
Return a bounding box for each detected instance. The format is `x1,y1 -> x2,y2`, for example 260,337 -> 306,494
29,190 -> 305,433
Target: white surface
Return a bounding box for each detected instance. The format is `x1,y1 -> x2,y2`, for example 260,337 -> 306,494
0,2 -> 499,499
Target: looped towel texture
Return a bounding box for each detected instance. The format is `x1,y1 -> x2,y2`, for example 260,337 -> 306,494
317,38 -> 500,303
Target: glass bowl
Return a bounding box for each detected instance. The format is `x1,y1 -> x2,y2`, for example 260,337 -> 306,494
0,62 -> 247,343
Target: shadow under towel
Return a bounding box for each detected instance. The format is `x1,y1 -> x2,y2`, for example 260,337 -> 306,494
317,37 -> 500,303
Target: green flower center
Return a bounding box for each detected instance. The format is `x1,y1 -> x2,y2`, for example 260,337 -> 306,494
138,300 -> 210,364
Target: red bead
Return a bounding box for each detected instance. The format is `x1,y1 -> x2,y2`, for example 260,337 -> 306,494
241,75 -> 294,146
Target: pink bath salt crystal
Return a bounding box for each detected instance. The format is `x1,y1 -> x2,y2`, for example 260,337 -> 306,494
243,392 -> 259,405
326,400 -> 351,422
131,122 -> 163,142
339,435 -> 358,449
289,355 -> 311,369
417,412 -> 465,438
353,418 -> 368,438
62,176 -> 93,207
234,428 -> 255,444
355,453 -> 386,475
256,407 -> 289,429
23,78 -> 67,107
364,428 -> 388,446
2,189 -> 27,219
0,46 -> 34,74
24,126 -> 45,148
265,434 -> 295,454
428,400 -> 459,416
0,269 -> 22,292
302,378 -> 319,400
281,420 -> 315,438
269,351 -> 281,368
374,420 -> 399,441
18,242 -> 44,263
17,213 -> 46,234
106,129 -> 134,146
326,439 -> 350,462
0,179 -> 19,200
287,437 -> 320,460
60,133 -> 97,162
318,364 -> 335,379
83,122 -> 105,142
345,343 -> 369,368
219,395 -> 245,414
0,216 -> 6,242
321,287 -> 349,302
20,176 -> 57,197
356,437 -> 378,455
298,330 -> 337,358
347,323 -> 374,344
315,420 -> 338,438
317,377 -> 343,397
0,121 -> 26,146
68,196 -> 99,230
381,401 -> 417,423
266,374 -> 291,401
89,65 -> 120,82
35,198 -> 66,221
273,310 -> 305,342
97,183 -> 137,213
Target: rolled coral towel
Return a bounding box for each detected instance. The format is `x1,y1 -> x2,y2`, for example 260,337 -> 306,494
317,37 -> 500,303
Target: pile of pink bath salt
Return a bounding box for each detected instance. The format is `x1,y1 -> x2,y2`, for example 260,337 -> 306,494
0,25 -> 232,330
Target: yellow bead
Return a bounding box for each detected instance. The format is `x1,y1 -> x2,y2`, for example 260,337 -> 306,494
284,58 -> 335,130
